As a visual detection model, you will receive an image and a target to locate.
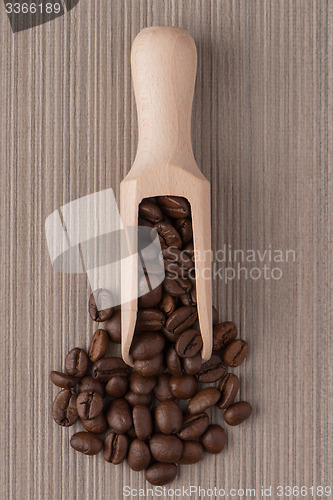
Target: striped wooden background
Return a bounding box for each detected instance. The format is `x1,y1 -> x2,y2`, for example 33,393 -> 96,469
0,1 -> 332,499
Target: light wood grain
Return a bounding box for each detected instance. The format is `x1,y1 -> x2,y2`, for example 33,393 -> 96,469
121,26 -> 212,365
0,1 -> 332,500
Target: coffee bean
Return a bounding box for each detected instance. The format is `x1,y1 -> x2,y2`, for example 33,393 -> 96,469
201,424 -> 226,454
78,376 -> 105,398
50,371 -> 78,389
217,373 -> 240,410
65,348 -> 89,378
106,398 -> 132,434
213,322 -> 237,352
155,400 -> 183,434
159,292 -> 177,316
187,387 -> 221,415
81,412 -> 108,434
138,217 -> 153,227
70,432 -> 103,456
197,355 -> 226,383
132,405 -> 153,440
177,441 -> 204,464
104,309 -> 121,343
88,288 -> 114,322
175,329 -> 202,358
133,351 -> 165,377
212,306 -> 219,325
149,434 -> 183,463
92,357 -> 129,382
127,439 -> 151,471
169,375 -> 198,399
129,372 -> 157,395
174,218 -> 192,244
166,306 -> 197,336
179,283 -> 197,306
104,432 -> 129,464
162,247 -> 193,276
138,275 -> 163,308
136,308 -> 165,331
177,412 -> 209,441
127,427 -> 137,439
183,241 -> 194,258
145,462 -> 178,486
53,389 -> 78,427
153,222 -> 182,249
105,375 -> 128,398
161,326 -> 179,343
139,199 -> 163,224
130,331 -> 165,360
224,401 -> 252,426
163,273 -> 192,297
124,391 -> 153,407
182,352 -> 202,375
77,390 -> 103,420
166,347 -> 183,376
222,339 -> 248,367
156,196 -> 190,218
153,374 -> 174,401
88,329 -> 109,362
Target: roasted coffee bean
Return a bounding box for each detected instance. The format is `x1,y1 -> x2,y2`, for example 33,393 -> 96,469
163,273 -> 192,297
104,432 -> 129,464
166,306 -> 197,335
169,375 -> 198,399
129,372 -> 157,395
77,390 -> 103,420
130,331 -> 165,360
186,387 -> 221,415
217,373 -> 240,410
105,375 -> 128,398
156,196 -> 190,218
138,275 -> 163,308
53,389 -> 78,427
88,329 -> 109,362
106,398 -> 132,434
155,400 -> 183,434
70,432 -> 103,455
153,374 -> 174,401
88,288 -> 114,322
212,306 -> 219,325
162,247 -> 193,276
182,352 -> 202,375
125,391 -> 153,407
177,412 -> 209,441
222,339 -> 248,367
153,222 -> 182,249
175,329 -> 202,358
159,292 -> 177,316
127,427 -> 137,439
161,326 -> 179,343
132,405 -> 153,440
65,348 -> 89,378
224,401 -> 252,426
138,216 -> 153,227
127,439 -> 151,471
92,357 -> 129,382
139,199 -> 163,224
149,434 -> 183,463
174,218 -> 192,244
183,241 -> 194,258
177,441 -> 204,464
136,308 -> 165,331
104,309 -> 121,343
50,371 -> 78,389
145,462 -> 178,486
166,347 -> 183,376
213,322 -> 237,352
133,351 -> 164,377
201,424 -> 226,454
179,283 -> 197,306
81,412 -> 108,434
78,376 -> 105,398
197,355 -> 226,383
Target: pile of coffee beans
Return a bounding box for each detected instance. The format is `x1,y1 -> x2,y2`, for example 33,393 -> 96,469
51,196 -> 252,486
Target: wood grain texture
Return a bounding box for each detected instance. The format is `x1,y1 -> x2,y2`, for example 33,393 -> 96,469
0,1 -> 332,499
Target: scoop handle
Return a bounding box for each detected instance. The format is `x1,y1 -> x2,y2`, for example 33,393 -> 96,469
131,26 -> 197,169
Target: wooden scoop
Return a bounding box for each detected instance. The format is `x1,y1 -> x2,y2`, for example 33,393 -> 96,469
120,26 -> 212,366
